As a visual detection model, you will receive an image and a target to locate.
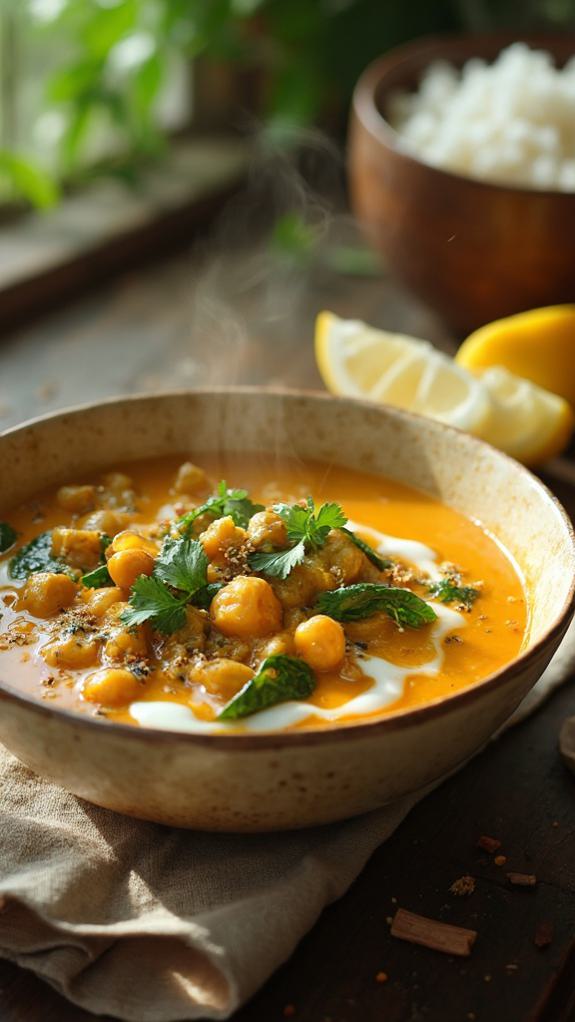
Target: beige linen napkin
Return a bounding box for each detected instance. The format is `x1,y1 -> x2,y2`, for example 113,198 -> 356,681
1,619 -> 574,1022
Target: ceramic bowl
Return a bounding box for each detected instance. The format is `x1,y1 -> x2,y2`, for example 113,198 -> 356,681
0,390 -> 574,831
348,33 -> 575,333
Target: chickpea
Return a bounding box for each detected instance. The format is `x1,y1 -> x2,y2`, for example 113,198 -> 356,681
319,531 -> 365,584
101,472 -> 133,493
173,462 -> 208,495
104,624 -> 148,662
80,509 -> 131,534
272,561 -> 336,610
247,510 -> 287,550
51,527 -> 102,570
188,658 -> 254,700
107,549 -> 155,590
294,615 -> 346,672
57,484 -> 97,514
19,572 -> 78,618
259,630 -> 295,658
210,575 -> 282,638
200,516 -> 247,561
42,636 -> 100,669
106,530 -> 158,559
83,668 -> 141,707
81,586 -> 123,618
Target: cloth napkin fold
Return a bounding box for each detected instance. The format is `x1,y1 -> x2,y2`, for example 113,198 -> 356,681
1,619 -> 574,1022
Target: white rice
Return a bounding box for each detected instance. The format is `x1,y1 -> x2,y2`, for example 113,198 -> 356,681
386,43 -> 575,191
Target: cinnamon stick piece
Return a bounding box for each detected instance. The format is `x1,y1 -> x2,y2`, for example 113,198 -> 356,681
391,908 -> 477,957
506,872 -> 537,887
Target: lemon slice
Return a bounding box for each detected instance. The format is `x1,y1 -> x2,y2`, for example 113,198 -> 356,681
314,311 -> 574,466
479,366 -> 574,465
315,311 -> 493,435
456,305 -> 575,406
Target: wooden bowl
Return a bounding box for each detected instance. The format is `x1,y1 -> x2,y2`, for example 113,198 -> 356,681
349,34 -> 575,333
0,390 -> 574,831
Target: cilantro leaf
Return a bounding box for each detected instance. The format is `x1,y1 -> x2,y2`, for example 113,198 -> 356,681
218,654 -> 315,721
0,523 -> 17,554
179,480 -> 264,533
82,564 -> 113,588
154,535 -> 208,596
249,540 -> 306,579
9,531 -> 74,580
121,575 -> 187,634
190,582 -> 224,609
274,497 -> 347,551
315,583 -> 437,628
427,579 -> 479,610
340,527 -> 392,572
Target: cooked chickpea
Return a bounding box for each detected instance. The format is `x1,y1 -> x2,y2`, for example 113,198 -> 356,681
247,510 -> 287,550
200,516 -> 248,561
19,572 -> 78,618
57,484 -> 97,514
51,527 -> 102,570
101,472 -> 133,492
106,530 -> 158,559
173,462 -> 208,495
81,586 -> 123,618
294,615 -> 346,671
80,509 -> 131,534
319,531 -> 365,583
188,658 -> 254,700
83,668 -> 141,706
107,549 -> 155,590
210,575 -> 282,638
42,636 -> 100,669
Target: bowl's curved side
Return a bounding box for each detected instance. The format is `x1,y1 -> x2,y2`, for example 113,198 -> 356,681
0,630 -> 559,830
348,33 -> 575,330
0,390 -> 573,830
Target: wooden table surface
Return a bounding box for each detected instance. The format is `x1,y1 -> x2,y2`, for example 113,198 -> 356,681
0,246 -> 574,1022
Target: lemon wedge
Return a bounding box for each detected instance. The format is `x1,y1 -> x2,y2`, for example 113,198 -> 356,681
315,311 -> 492,435
456,305 -> 575,406
315,311 -> 574,466
478,366 -> 574,465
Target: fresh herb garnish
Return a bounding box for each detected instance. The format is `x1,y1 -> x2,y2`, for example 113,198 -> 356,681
9,531 -> 74,579
179,480 -> 263,533
249,541 -> 306,580
275,497 -> 347,551
340,527 -> 392,572
0,522 -> 17,554
153,535 -> 209,594
218,654 -> 315,721
121,575 -> 189,633
427,578 -> 479,610
249,498 -> 347,579
190,582 -> 224,610
315,583 -> 437,628
82,564 -> 113,588
121,534 -> 209,633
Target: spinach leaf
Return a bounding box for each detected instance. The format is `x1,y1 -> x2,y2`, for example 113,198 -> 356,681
218,654 -> 315,721
9,531 -> 73,580
82,564 -> 113,589
315,583 -> 437,628
340,527 -> 392,572
427,579 -> 479,610
0,523 -> 17,554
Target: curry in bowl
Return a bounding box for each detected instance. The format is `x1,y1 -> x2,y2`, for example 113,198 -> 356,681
0,454 -> 526,734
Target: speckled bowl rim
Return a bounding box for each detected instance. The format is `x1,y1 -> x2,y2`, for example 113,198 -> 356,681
1,387 -> 574,750
352,31 -> 575,202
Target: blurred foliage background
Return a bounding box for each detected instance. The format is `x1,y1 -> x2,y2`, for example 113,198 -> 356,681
0,0 -> 574,209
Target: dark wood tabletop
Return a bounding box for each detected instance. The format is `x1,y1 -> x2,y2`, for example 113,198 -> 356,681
0,246 -> 573,1022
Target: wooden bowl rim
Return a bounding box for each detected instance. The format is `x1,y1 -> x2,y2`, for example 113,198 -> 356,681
1,387 -> 574,750
352,30 -> 575,201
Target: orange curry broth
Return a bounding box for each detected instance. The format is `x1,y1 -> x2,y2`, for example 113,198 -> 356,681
0,454 -> 527,729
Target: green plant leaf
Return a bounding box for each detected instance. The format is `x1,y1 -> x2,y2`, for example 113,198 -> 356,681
9,531 -> 73,579
0,151 -> 59,209
153,535 -> 209,596
218,654 -> 315,720
82,563 -> 113,588
427,579 -> 480,610
315,583 -> 437,628
340,527 -> 392,572
0,523 -> 17,554
120,575 -> 187,633
249,540 -> 306,579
